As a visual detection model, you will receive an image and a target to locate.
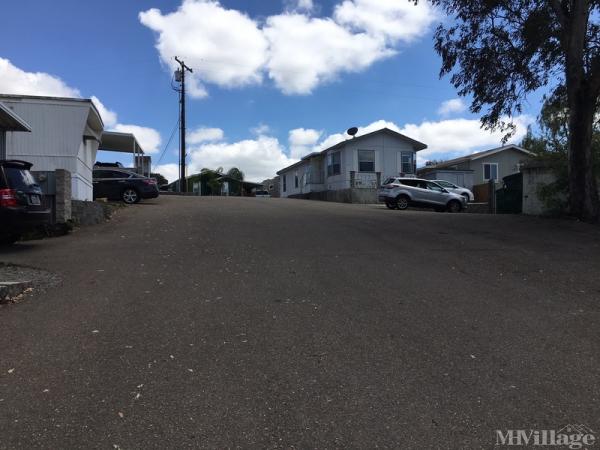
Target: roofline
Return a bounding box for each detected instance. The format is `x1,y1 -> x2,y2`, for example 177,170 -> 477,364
277,127 -> 428,174
0,102 -> 32,132
0,94 -> 104,129
424,144 -> 533,170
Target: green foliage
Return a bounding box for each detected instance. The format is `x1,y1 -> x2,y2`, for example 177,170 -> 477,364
150,173 -> 168,186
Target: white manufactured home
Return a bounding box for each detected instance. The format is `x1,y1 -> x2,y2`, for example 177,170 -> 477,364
0,95 -> 104,201
277,128 -> 427,202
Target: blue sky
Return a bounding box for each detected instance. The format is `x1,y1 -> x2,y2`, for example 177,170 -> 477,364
0,0 -> 546,182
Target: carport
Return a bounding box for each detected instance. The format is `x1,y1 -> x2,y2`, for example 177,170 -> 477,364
99,131 -> 150,176
0,102 -> 32,159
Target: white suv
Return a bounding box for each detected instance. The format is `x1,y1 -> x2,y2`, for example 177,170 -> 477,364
378,178 -> 468,212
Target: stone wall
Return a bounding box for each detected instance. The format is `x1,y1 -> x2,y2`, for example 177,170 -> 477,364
71,200 -> 112,226
55,169 -> 72,223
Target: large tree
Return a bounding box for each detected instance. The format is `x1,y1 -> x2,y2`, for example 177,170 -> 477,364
415,0 -> 600,221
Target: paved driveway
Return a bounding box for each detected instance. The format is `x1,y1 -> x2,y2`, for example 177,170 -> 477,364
1,196 -> 599,448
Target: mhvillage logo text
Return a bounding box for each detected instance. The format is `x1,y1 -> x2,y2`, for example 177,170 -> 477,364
496,425 -> 596,449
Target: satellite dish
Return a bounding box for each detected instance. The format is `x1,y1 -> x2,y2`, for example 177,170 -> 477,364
347,127 -> 358,137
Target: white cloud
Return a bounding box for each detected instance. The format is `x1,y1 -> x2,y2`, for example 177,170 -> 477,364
187,126 -> 224,144
139,0 -> 436,96
296,0 -> 314,12
251,123 -> 271,136
111,124 -> 163,154
187,134 -> 295,182
437,98 -> 467,117
264,14 -> 394,94
91,96 -> 118,127
289,127 -> 322,158
0,57 -> 80,98
334,0 -> 437,43
139,0 -> 269,98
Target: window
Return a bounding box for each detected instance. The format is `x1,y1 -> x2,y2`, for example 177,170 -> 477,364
401,152 -> 414,174
294,171 -> 299,188
426,181 -> 444,192
283,175 -> 287,192
483,163 -> 498,181
358,150 -> 375,172
436,180 -> 456,188
327,151 -> 341,176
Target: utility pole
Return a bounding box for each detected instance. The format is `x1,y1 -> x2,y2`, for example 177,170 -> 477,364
174,56 -> 193,192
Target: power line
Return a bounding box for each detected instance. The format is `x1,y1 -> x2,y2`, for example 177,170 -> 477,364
156,118 -> 180,166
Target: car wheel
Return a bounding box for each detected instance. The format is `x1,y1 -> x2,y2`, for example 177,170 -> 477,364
122,188 -> 140,204
447,200 -> 462,213
385,201 -> 397,210
0,233 -> 20,245
396,195 -> 409,210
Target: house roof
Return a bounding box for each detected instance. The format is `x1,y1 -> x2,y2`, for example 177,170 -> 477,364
0,102 -> 32,132
423,145 -> 533,170
277,127 -> 428,175
99,131 -> 144,154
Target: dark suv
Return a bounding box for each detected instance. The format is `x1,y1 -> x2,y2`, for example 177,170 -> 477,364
0,160 -> 51,244
93,168 -> 159,204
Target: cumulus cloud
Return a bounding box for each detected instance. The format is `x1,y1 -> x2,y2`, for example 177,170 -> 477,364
139,0 -> 436,96
187,126 -> 224,144
153,163 -> 181,185
334,0 -> 437,43
0,57 -> 81,98
139,0 -> 269,98
112,124 -> 163,154
91,96 -> 118,128
264,14 -> 394,94
437,98 -> 467,117
399,116 -> 533,163
289,127 -> 322,158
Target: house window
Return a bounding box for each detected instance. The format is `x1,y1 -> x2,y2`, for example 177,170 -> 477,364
283,175 -> 287,192
327,151 -> 341,177
294,171 -> 299,188
358,150 -> 375,172
483,163 -> 498,181
401,152 -> 414,174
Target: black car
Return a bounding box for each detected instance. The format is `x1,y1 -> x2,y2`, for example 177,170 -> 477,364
0,160 -> 51,244
93,168 -> 159,204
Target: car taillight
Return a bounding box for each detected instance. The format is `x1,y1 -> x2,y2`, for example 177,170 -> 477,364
0,189 -> 18,207
143,179 -> 157,185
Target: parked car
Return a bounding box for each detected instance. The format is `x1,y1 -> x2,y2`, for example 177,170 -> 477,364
378,177 -> 468,212
93,169 -> 159,204
432,179 -> 474,202
0,160 -> 51,244
254,190 -> 271,198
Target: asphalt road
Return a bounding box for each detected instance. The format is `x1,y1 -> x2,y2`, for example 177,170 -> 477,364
1,196 -> 599,449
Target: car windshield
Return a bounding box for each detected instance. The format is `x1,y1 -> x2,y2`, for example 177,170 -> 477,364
4,168 -> 38,190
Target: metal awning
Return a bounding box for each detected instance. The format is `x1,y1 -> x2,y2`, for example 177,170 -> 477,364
0,102 -> 32,132
99,131 -> 144,154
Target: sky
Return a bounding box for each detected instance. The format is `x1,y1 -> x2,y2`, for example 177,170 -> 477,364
0,0 -> 546,183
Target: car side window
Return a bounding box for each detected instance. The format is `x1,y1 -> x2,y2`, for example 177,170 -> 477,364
93,170 -> 112,179
400,179 -> 417,187
426,181 -> 444,192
